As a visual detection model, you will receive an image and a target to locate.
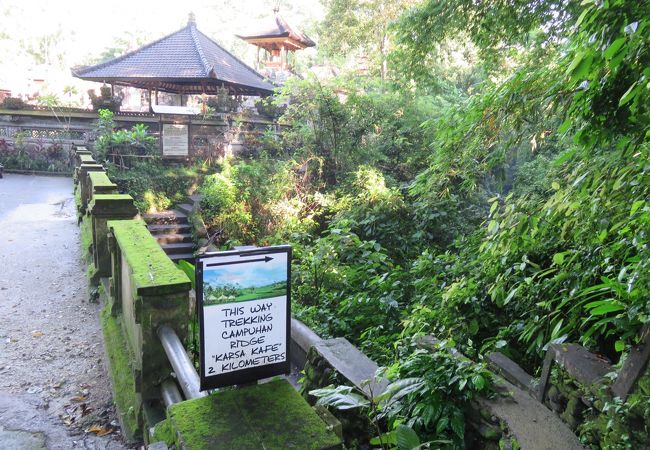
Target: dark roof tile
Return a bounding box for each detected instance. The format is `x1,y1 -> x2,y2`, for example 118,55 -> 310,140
72,22 -> 274,95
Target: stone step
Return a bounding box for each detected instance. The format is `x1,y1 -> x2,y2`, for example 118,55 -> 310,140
143,211 -> 188,225
176,203 -> 194,215
188,194 -> 202,205
147,223 -> 192,235
161,243 -> 195,255
154,233 -> 193,245
169,253 -> 195,263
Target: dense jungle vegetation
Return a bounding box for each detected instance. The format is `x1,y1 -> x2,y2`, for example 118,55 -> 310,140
90,0 -> 647,447
195,1 -> 650,447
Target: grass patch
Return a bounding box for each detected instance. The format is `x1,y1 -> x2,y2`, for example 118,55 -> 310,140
204,281 -> 287,305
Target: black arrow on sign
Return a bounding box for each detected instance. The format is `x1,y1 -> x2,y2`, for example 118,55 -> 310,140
206,256 -> 273,267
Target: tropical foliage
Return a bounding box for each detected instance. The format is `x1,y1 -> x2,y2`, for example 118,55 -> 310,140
193,0 -> 650,447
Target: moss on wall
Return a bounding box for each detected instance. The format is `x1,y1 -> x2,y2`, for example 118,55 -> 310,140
88,171 -> 117,189
301,347 -> 375,449
546,365 -> 650,449
74,187 -> 81,210
80,216 -> 93,262
150,418 -> 175,446
100,304 -> 142,442
107,219 -> 191,295
167,379 -> 341,450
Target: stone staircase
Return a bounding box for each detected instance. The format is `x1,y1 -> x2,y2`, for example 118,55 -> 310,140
143,195 -> 202,263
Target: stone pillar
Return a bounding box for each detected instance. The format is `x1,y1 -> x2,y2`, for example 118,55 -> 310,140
107,219 -> 192,400
77,163 -> 105,217
74,153 -> 96,181
88,171 -> 118,199
74,148 -> 93,167
89,194 -> 138,281
138,290 -> 191,400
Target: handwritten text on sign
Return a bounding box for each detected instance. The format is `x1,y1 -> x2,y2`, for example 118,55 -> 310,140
198,247 -> 290,388
203,296 -> 287,375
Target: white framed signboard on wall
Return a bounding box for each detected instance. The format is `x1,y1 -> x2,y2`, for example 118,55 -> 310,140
196,246 -> 291,390
161,123 -> 189,156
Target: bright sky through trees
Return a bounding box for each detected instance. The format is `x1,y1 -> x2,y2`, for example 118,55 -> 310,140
0,0 -> 323,98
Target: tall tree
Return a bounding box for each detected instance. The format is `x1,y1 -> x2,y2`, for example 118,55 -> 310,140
318,0 -> 419,81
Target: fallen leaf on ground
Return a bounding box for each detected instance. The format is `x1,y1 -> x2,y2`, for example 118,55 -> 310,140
71,396 -> 87,402
31,331 -> 44,337
86,424 -> 113,436
61,415 -> 75,426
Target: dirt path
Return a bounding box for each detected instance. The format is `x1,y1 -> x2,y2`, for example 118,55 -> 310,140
0,174 -> 127,449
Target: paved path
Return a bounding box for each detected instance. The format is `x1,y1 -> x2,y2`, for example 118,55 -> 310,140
0,174 -> 127,449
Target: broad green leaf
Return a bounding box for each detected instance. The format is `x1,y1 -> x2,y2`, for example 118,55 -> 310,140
570,53 -> 593,81
311,386 -> 370,410
503,287 -> 517,306
450,411 -> 465,438
604,37 -> 626,59
471,374 -> 486,390
552,252 -> 565,265
557,119 -> 572,134
615,340 -> 625,352
469,319 -> 479,336
585,300 -> 625,315
552,181 -> 561,190
575,6 -> 592,28
565,52 -> 584,77
436,417 -> 449,435
370,431 -> 397,447
630,200 -> 644,216
381,378 -> 425,404
396,425 -> 420,450
619,82 -> 638,106
550,319 -> 564,340
176,260 -> 196,290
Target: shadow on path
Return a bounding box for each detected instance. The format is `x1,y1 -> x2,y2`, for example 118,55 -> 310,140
0,174 -> 127,449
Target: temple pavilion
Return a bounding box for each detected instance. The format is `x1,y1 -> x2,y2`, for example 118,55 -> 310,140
72,14 -> 275,106
236,7 -> 315,78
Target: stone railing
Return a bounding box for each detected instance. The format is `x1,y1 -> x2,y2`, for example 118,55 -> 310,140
73,146 -> 341,449
105,218 -> 192,439
73,145 -> 192,441
294,325 -> 595,449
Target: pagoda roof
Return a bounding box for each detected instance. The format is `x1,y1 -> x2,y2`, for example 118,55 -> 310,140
72,18 -> 275,96
237,12 -> 315,50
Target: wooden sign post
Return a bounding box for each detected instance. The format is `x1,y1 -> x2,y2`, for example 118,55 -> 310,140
196,246 -> 291,390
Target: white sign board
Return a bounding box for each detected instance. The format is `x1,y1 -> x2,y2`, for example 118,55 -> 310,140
162,123 -> 189,156
197,246 -> 291,389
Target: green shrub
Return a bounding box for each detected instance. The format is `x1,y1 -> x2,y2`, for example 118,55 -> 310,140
107,164 -> 201,213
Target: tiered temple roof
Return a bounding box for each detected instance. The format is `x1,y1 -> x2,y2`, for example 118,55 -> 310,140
236,11 -> 315,51
72,16 -> 274,96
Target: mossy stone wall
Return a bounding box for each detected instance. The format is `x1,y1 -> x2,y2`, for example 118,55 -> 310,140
546,364 -> 650,448
100,304 -> 143,443
107,218 -> 191,401
77,163 -> 104,215
167,379 -> 342,450
301,346 -> 376,449
88,194 -> 138,280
